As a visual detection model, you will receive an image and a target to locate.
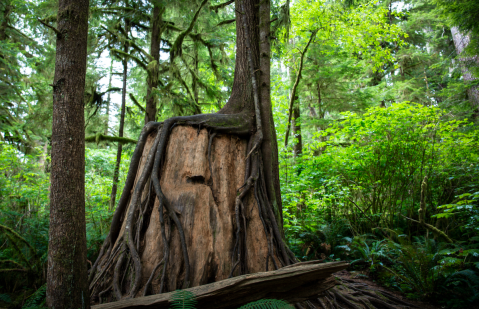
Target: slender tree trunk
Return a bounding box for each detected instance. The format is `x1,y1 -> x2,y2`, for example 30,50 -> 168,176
104,58 -> 114,136
292,106 -> 302,156
284,31 -> 316,147
47,0 -> 90,308
287,40 -> 302,158
109,27 -> 129,211
451,26 -> 479,109
145,2 -> 164,124
193,40 -> 199,107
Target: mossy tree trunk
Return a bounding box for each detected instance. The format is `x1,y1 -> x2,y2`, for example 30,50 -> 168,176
144,1 -> 164,124
47,0 -> 90,308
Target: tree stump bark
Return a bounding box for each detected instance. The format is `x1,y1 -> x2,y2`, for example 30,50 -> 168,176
90,125 -> 287,302
140,126 -> 280,291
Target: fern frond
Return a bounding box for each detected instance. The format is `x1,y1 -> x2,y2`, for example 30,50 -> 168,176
169,290 -> 197,309
238,299 -> 294,309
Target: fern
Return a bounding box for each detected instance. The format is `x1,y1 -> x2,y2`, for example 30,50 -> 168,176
169,290 -> 293,309
169,290 -> 197,309
22,285 -> 46,309
237,299 -> 294,309
0,293 -> 12,304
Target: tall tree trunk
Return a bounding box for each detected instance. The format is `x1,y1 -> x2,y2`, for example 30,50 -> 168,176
258,0 -> 283,225
104,58 -> 114,136
451,26 -> 479,109
47,0 -> 90,308
109,36 -> 129,211
145,2 -> 164,124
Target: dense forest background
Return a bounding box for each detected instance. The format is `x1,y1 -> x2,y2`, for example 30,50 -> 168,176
1,0 -> 478,308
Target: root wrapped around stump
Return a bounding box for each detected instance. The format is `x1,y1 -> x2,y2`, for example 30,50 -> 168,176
89,122 -> 294,302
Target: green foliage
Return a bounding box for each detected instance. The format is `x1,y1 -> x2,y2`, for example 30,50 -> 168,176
348,238 -> 390,271
342,235 -> 479,307
22,285 -> 46,309
0,143 -> 127,302
237,299 -> 294,309
169,290 -> 197,309
283,102 -> 478,236
433,0 -> 479,55
169,290 -> 293,309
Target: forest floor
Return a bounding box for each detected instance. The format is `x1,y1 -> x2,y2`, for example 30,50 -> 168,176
334,270 -> 443,309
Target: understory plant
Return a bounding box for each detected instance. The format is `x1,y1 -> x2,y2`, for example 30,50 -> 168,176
345,235 -> 479,308
169,290 -> 293,309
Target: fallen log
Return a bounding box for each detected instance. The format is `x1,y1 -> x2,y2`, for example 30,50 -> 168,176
92,261 -> 348,309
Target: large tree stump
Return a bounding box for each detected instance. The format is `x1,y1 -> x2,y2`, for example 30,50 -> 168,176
90,125 -> 289,302
140,125 -> 279,291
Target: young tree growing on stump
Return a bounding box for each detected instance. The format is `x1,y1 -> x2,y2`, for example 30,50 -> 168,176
89,0 -> 292,302
47,0 -> 90,308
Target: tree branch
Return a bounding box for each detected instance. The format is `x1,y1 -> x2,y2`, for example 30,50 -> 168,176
210,0 -> 234,12
85,133 -> 137,145
216,18 -> 235,27
37,18 -> 61,36
284,30 -> 317,147
170,0 -> 209,63
129,93 -> 146,113
110,48 -> 148,70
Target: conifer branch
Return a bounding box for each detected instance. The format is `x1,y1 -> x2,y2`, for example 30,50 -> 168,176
129,93 -> 146,113
216,19 -> 236,27
110,48 -> 148,70
170,0 -> 209,63
210,0 -> 234,12
37,18 -> 62,36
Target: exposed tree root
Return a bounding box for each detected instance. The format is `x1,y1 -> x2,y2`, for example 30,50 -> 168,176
313,276 -> 417,309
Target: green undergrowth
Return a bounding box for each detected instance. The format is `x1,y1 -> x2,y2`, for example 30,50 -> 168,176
169,290 -> 293,309
0,143 -> 132,308
280,103 -> 479,308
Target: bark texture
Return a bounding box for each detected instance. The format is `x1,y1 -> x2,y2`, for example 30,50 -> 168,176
145,2 -> 164,124
47,0 -> 90,308
451,26 -> 479,109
